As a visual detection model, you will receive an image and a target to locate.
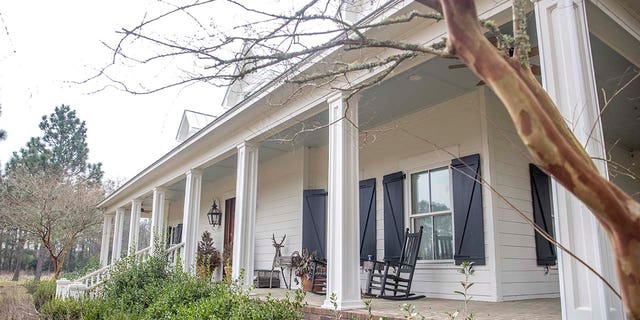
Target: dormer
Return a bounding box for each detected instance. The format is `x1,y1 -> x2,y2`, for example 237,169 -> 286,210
221,42 -> 269,110
176,110 -> 216,143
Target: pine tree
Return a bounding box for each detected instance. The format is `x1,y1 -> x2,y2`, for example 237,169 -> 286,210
6,104 -> 103,182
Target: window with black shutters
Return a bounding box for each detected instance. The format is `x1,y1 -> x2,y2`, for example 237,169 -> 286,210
409,167 -> 454,261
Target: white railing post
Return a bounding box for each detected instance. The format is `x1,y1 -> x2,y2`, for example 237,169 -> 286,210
56,278 -> 71,299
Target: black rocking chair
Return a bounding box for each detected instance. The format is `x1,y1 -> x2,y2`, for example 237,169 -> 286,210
365,227 -> 425,300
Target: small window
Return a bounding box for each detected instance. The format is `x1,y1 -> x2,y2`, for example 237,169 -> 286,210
410,167 -> 453,261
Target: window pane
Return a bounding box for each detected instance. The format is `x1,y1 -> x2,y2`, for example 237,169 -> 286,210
429,168 -> 451,212
414,216 -> 433,260
411,172 -> 430,214
433,214 -> 453,260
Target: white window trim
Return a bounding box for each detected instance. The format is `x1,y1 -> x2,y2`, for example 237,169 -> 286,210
403,161 -> 455,264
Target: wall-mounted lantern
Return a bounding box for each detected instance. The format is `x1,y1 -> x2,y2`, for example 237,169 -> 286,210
207,200 -> 223,227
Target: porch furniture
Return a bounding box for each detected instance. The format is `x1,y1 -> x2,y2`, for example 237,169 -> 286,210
274,255 -> 294,289
362,259 -> 384,293
254,269 -> 280,288
309,259 -> 327,295
365,227 -> 425,300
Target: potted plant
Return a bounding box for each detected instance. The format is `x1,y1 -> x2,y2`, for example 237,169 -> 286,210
196,231 -> 221,280
291,249 -> 319,291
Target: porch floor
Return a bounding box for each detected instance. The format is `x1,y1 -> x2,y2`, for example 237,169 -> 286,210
252,288 -> 561,320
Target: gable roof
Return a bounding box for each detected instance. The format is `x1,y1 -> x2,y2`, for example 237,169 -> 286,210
175,110 -> 216,142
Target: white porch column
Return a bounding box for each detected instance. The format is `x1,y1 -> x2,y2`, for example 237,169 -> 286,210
322,93 -> 363,310
111,208 -> 125,263
182,169 -> 202,274
128,199 -> 142,255
535,1 -> 622,319
150,187 -> 167,255
232,142 -> 259,286
99,215 -> 114,266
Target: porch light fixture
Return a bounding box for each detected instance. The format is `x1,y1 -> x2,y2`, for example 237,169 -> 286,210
207,200 -> 223,227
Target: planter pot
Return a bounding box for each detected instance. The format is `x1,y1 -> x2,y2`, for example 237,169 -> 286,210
300,274 -> 313,292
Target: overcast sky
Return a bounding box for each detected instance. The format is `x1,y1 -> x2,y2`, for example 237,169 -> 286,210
0,1 -> 227,181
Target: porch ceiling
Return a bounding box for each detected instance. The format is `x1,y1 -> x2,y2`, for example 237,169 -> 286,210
258,56 -> 497,155
591,33 -> 640,152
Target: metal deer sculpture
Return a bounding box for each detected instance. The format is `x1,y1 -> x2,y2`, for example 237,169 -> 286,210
269,234 -> 287,288
271,234 -> 286,267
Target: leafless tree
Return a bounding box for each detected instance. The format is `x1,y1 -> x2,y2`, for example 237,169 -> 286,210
86,0 -> 640,317
0,168 -> 104,278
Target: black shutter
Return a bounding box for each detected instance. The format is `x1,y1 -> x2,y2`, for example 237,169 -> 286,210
174,223 -> 183,245
360,178 -> 377,261
302,189 -> 327,259
452,154 -> 485,265
167,226 -> 173,246
383,172 -> 405,261
529,164 -> 557,266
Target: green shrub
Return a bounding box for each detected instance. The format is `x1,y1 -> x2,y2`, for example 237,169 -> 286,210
40,297 -> 112,320
142,274 -> 213,319
40,298 -> 83,320
101,254 -> 173,315
34,252 -> 305,320
24,278 -> 40,294
26,279 -> 56,311
175,285 -> 305,320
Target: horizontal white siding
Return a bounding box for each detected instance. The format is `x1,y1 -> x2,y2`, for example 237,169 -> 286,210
253,150 -> 304,280
484,90 -> 559,300
358,91 -> 498,301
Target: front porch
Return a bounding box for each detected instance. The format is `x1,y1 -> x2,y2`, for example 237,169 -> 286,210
253,288 -> 561,320
79,0 -> 640,318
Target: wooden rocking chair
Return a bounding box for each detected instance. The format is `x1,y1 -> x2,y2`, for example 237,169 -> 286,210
365,227 -> 425,300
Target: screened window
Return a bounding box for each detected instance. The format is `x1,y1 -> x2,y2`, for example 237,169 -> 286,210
410,167 -> 453,261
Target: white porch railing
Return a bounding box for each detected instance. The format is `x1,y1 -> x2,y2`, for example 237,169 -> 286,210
167,242 -> 185,267
56,242 -> 185,299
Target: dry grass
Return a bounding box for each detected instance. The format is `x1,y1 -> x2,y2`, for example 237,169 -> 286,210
0,281 -> 39,320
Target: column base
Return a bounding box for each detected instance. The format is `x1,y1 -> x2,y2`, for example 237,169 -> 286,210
321,298 -> 365,311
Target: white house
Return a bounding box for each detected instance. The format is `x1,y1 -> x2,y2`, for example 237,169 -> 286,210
84,0 -> 639,319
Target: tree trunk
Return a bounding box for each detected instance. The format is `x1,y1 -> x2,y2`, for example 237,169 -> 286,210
415,1 -> 640,318
52,256 -> 62,279
34,244 -> 47,281
0,229 -> 6,271
11,231 -> 25,282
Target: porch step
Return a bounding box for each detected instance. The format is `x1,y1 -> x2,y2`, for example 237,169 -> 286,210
303,305 -> 404,320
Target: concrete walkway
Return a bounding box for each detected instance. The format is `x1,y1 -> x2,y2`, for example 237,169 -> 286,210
253,288 -> 561,320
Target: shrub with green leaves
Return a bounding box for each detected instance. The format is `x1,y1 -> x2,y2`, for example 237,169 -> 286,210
38,251 -> 306,320
175,284 -> 305,320
26,279 -> 56,311
40,297 -> 110,320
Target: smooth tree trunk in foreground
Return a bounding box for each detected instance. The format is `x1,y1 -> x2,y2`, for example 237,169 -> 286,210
414,0 -> 640,318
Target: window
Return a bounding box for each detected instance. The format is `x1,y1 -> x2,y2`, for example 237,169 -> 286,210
410,167 -> 453,261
